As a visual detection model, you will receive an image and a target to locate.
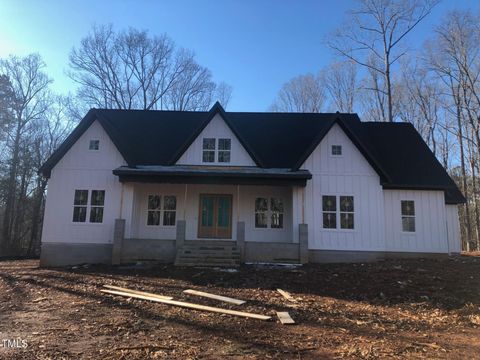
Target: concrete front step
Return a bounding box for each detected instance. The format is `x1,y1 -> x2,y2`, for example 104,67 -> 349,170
175,240 -> 240,267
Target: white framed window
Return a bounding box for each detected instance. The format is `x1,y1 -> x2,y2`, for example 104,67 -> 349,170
89,139 -> 100,150
401,200 -> 415,232
331,145 -> 342,156
254,197 -> 284,229
322,195 -> 355,230
218,138 -> 231,163
202,138 -> 215,163
72,189 -> 105,223
147,195 -> 177,226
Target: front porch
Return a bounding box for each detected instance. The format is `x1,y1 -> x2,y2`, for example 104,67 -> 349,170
111,172 -> 309,265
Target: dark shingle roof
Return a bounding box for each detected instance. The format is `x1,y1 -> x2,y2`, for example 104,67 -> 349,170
39,103 -> 465,204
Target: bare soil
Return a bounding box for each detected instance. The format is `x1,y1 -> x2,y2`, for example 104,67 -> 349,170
0,255 -> 479,359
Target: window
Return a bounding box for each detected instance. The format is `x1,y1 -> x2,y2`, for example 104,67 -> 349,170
73,190 -> 88,222
202,138 -> 215,163
322,195 -> 355,230
89,140 -> 99,150
218,138 -> 231,163
331,145 -> 342,156
340,196 -> 354,229
401,200 -> 415,232
89,190 -> 105,223
254,197 -> 284,229
322,196 -> 337,229
72,189 -> 105,223
147,195 -> 177,226
255,198 -> 268,228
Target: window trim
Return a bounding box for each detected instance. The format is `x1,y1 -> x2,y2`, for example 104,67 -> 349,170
253,196 -> 285,230
400,200 -> 416,233
331,144 -> 343,157
321,195 -> 355,231
72,189 -> 105,225
201,137 -> 232,164
145,194 -> 177,227
88,139 -> 100,151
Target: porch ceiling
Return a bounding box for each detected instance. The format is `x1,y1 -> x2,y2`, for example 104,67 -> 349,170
113,165 -> 312,186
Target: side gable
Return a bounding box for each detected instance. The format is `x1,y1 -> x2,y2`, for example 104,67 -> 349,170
176,113 -> 257,166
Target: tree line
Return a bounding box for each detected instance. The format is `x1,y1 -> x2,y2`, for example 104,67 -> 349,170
0,25 -> 232,257
270,1 -> 479,251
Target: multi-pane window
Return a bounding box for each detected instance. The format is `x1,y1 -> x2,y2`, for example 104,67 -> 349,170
89,140 -> 99,150
255,198 -> 268,228
218,138 -> 231,163
401,200 -> 415,232
147,195 -> 177,226
72,189 -> 105,223
254,197 -> 284,229
73,190 -> 88,222
322,196 -> 337,229
202,138 -> 215,163
271,198 -> 284,229
322,195 -> 355,230
202,137 -> 231,163
331,145 -> 342,156
340,196 -> 354,229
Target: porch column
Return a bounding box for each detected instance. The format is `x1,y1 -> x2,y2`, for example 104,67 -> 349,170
236,221 -> 246,263
112,219 -> 125,265
176,220 -> 186,250
299,223 -> 308,264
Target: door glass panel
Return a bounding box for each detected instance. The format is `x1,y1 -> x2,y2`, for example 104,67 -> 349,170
201,196 -> 214,227
217,196 -> 231,227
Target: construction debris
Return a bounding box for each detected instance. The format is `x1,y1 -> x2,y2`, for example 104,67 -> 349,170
103,284 -> 174,300
277,288 -> 297,302
183,289 -> 246,305
101,289 -> 271,321
276,311 -> 295,325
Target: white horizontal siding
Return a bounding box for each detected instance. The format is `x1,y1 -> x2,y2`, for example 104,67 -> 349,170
176,114 -> 256,166
42,120 -> 127,244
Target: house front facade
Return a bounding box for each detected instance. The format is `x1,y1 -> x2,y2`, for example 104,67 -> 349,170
39,103 -> 465,266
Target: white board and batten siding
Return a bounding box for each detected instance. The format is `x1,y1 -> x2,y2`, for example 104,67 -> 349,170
446,204 -> 461,253
176,114 -> 256,166
41,120 -> 127,245
298,123 -> 456,254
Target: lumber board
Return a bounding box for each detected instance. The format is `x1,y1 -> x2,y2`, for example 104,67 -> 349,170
276,311 -> 295,325
183,289 -> 246,305
277,288 -> 297,302
101,289 -> 271,321
103,285 -> 173,300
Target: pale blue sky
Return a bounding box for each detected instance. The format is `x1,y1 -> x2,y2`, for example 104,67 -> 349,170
0,0 -> 478,111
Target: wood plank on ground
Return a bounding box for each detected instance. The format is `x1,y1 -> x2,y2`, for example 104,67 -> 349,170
183,289 -> 246,305
276,311 -> 295,325
101,289 -> 271,321
103,285 -> 173,300
277,288 -> 297,302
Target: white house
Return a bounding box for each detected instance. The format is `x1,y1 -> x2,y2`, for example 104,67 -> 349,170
38,103 -> 465,266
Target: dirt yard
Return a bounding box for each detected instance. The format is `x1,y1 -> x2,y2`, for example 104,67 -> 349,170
0,256 -> 479,359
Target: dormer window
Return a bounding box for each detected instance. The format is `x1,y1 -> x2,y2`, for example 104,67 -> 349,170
331,145 -> 342,156
89,140 -> 100,151
202,137 -> 231,163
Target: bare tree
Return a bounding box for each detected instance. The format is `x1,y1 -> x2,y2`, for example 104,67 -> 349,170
327,0 -> 440,122
325,60 -> 358,113
69,25 -> 226,111
214,82 -> 233,109
0,54 -> 52,253
270,73 -> 327,112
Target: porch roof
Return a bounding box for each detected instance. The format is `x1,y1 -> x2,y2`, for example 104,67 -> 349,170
113,165 -> 312,186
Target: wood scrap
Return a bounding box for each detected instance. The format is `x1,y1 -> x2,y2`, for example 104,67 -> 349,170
103,285 -> 173,300
276,311 -> 295,325
101,289 -> 271,321
183,289 -> 246,305
277,288 -> 297,302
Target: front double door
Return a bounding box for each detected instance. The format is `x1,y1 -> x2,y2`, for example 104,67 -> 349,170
198,194 -> 232,239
